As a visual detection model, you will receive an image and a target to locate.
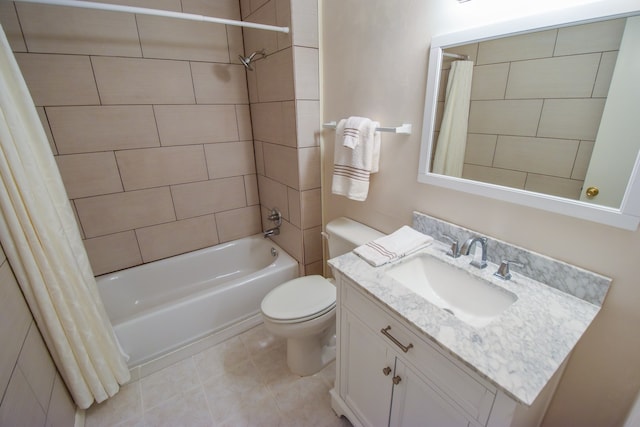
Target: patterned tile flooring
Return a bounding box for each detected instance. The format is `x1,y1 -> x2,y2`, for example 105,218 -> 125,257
85,325 -> 352,427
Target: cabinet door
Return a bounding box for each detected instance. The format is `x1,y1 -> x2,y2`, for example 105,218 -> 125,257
389,360 -> 471,427
343,310 -> 394,427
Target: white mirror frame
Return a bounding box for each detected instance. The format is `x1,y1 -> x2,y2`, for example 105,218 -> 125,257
418,1 -> 640,230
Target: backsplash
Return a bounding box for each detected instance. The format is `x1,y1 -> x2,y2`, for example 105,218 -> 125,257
413,211 -> 612,306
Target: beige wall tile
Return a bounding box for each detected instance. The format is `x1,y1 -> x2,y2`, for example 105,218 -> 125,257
0,368 -> 46,427
136,215 -> 219,263
205,141 -> 256,179
137,15 -> 229,62
17,3 -> 141,57
240,0 -> 251,18
0,263 -> 32,399
47,106 -> 160,154
301,188 -> 322,229
303,226 -> 322,264
244,175 -> 260,206
36,107 -> 57,155
524,174 -> 583,199
443,44 -> 478,67
470,63 -> 509,100
256,48 -> 294,102
572,140 -> 595,181
227,26 -> 245,65
304,260 -> 323,277
251,0 -> 270,12
92,56 -> 195,104
243,2 -> 278,58
505,54 -> 600,99
593,51 -> 618,98
71,202 -> 85,239
171,177 -> 247,219
76,187 -> 175,238
263,142 -> 299,188
45,374 -> 77,427
477,29 -> 557,65
462,164 -> 527,189
555,18 -> 625,56
192,63 -> 248,104
0,2 -> 26,51
182,0 -> 240,20
537,98 -> 606,140
56,152 -> 123,199
251,101 -> 296,147
291,0 -> 317,48
154,105 -> 238,145
293,47 -> 319,100
464,134 -> 497,167
298,146 -> 320,190
287,187 -> 301,227
267,217 -> 302,262
84,231 -> 142,276
468,100 -> 543,136
216,206 -> 262,242
87,0 -> 181,11
17,325 -> 56,411
15,53 -> 99,106
236,105 -> 253,141
116,146 -> 208,191
246,64 -> 259,103
493,136 -> 579,178
254,141 -> 265,175
275,0 -> 292,50
296,100 -> 320,147
257,174 -> 289,219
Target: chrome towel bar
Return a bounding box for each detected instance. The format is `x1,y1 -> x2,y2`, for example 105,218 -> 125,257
323,121 -> 412,134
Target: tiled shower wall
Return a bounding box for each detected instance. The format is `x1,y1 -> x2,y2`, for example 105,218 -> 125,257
242,0 -> 322,275
1,0 -> 264,276
436,18 -> 624,200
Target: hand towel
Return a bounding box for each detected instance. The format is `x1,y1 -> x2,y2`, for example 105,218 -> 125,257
342,116 -> 371,149
353,226 -> 434,267
332,117 -> 381,201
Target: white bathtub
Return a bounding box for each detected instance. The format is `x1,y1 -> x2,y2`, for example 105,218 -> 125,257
97,235 -> 298,367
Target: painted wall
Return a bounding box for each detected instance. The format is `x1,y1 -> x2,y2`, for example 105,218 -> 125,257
321,0 -> 640,425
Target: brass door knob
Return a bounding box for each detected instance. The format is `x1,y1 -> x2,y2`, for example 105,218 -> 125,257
392,375 -> 402,385
585,187 -> 599,198
382,366 -> 392,376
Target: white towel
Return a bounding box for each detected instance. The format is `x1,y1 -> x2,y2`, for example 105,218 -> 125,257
332,117 -> 381,201
342,116 -> 371,149
353,226 -> 434,267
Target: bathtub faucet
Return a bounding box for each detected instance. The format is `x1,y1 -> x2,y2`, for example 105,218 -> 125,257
264,227 -> 280,238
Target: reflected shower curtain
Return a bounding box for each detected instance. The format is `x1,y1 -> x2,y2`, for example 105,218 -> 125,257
0,24 -> 129,409
432,60 -> 474,177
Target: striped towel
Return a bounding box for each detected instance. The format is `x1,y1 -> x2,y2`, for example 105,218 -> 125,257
353,226 -> 433,267
331,117 -> 381,201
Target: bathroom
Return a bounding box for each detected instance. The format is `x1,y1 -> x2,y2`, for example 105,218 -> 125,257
0,0 -> 639,425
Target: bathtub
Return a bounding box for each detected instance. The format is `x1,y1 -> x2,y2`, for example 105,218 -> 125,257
97,235 -> 298,367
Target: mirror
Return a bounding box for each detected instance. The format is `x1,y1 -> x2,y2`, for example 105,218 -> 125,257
418,2 -> 640,230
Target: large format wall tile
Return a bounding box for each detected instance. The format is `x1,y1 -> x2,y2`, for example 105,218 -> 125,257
0,2 -> 26,51
17,325 -> 56,412
537,98 -> 606,140
171,177 -> 247,219
493,136 -> 579,178
468,100 -> 543,136
216,206 -> 262,242
476,29 -> 557,65
205,141 -> 256,179
84,231 -> 143,276
0,368 -> 46,427
56,152 -> 123,199
554,18 -> 625,56
154,105 -> 239,145
192,62 -> 249,104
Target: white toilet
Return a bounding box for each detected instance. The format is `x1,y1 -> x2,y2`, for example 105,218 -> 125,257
260,217 -> 383,376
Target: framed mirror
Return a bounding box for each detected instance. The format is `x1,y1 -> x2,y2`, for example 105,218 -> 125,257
418,1 -> 640,230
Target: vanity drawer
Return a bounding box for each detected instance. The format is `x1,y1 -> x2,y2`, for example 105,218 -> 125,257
341,278 -> 496,425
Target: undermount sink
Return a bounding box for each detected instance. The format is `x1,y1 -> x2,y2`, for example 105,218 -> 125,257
385,254 -> 517,328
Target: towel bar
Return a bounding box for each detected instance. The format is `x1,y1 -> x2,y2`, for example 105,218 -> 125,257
322,121 -> 412,135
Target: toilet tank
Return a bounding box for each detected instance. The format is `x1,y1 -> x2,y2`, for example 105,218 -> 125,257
325,217 -> 384,259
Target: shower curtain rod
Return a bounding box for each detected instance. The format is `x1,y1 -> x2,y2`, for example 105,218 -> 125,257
443,52 -> 469,60
12,0 -> 291,34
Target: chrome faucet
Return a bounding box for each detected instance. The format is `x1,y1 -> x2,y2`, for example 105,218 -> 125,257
263,227 -> 280,238
441,234 -> 460,258
460,236 -> 488,269
263,208 -> 282,238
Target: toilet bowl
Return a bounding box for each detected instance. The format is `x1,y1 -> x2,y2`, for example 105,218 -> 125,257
260,217 -> 384,376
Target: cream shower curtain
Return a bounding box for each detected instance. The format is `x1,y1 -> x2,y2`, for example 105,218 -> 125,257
432,60 -> 474,177
0,24 -> 129,409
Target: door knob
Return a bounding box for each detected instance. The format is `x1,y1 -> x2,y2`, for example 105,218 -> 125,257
585,186 -> 599,198
392,375 -> 402,385
382,366 -> 392,376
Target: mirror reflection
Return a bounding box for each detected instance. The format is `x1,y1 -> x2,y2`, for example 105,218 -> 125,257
431,16 -> 639,209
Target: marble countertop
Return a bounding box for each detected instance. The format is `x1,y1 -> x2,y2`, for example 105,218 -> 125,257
328,241 -> 602,406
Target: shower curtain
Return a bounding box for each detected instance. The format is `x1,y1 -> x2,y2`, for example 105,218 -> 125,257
432,60 -> 474,177
0,24 -> 129,409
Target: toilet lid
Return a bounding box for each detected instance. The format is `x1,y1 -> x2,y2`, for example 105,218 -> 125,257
261,275 -> 336,322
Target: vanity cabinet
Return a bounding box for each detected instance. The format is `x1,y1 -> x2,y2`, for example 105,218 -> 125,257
331,274 -> 515,427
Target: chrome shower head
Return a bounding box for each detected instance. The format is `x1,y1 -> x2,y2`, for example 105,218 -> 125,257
238,49 -> 266,71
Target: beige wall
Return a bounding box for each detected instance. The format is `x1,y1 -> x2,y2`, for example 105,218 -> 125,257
0,245 -> 76,426
321,0 -> 640,425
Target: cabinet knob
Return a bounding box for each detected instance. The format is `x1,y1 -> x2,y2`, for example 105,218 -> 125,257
585,186 -> 599,198
382,366 -> 392,376
392,375 -> 402,385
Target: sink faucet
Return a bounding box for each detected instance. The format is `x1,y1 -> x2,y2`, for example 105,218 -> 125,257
263,227 -> 280,238
460,236 -> 488,269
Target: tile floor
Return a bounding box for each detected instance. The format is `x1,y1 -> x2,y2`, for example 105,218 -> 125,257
85,324 -> 352,427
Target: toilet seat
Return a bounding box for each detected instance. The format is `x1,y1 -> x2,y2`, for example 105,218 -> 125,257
261,275 -> 336,324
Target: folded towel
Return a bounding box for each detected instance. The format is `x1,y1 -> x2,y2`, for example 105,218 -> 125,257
353,226 -> 434,267
332,117 -> 381,201
342,116 -> 371,149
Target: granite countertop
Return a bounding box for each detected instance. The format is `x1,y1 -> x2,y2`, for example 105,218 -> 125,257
328,240 -> 603,406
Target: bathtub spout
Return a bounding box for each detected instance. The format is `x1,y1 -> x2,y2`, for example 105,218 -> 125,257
264,227 -> 280,238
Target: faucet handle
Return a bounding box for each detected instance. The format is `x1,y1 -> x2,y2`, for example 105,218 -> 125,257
441,234 -> 460,258
494,260 -> 524,280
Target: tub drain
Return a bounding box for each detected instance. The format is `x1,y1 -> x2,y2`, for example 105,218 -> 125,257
270,247 -> 278,257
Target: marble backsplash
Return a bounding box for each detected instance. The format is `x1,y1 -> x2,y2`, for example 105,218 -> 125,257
412,211 -> 612,306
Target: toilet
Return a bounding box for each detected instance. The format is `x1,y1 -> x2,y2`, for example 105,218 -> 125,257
260,217 -> 384,376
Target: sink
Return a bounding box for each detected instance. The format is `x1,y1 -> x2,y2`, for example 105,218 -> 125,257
385,254 -> 517,328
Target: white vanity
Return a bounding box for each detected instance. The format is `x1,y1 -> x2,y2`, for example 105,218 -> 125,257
328,212 -> 610,427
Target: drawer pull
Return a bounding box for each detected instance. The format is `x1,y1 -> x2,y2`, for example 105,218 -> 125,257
381,325 -> 414,353
383,366 -> 392,376
392,375 -> 402,385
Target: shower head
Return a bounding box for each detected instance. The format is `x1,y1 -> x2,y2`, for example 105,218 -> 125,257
238,49 -> 266,71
